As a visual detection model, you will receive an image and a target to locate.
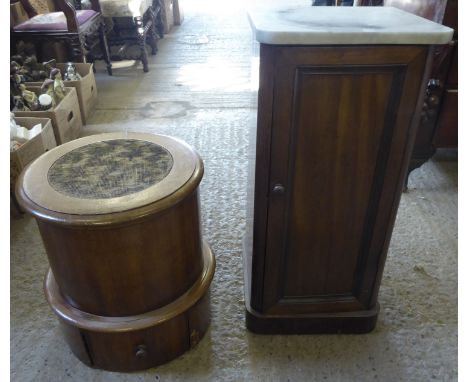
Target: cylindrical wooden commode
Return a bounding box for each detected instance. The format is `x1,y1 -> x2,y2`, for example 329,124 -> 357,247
16,132 -> 215,372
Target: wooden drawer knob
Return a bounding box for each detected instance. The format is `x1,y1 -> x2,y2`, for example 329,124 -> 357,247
135,345 -> 148,359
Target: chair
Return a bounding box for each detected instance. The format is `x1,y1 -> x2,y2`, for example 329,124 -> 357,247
97,0 -> 163,72
11,0 -> 112,75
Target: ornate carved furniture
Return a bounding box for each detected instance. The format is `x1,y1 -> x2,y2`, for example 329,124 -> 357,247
244,6 -> 452,334
382,0 -> 458,185
98,0 -> 163,72
16,132 -> 215,371
11,0 -> 112,75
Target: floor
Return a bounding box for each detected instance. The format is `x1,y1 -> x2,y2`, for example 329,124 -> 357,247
10,0 -> 458,380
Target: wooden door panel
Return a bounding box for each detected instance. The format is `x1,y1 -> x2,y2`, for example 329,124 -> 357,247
260,45 -> 428,314
283,68 -> 396,298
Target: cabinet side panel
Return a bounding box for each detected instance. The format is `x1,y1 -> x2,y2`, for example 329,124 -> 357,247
247,45 -> 277,310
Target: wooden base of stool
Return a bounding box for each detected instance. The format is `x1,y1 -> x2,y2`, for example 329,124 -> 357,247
45,241 -> 215,372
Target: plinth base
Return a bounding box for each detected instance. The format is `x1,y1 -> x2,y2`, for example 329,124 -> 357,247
45,241 -> 215,372
242,239 -> 379,335
244,300 -> 379,335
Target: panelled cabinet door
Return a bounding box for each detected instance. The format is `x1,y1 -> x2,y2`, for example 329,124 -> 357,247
260,45 -> 429,315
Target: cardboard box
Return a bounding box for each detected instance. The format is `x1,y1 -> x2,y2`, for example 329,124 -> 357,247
26,63 -> 97,124
10,117 -> 56,189
14,87 -> 83,145
10,2 -> 29,27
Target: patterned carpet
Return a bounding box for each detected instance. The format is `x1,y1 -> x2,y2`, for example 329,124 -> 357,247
10,0 -> 457,380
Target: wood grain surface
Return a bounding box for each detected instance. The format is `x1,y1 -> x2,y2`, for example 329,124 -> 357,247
245,44 -> 431,332
45,242 -> 215,371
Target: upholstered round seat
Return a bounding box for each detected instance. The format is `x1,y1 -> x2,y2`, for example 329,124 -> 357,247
99,0 -> 153,17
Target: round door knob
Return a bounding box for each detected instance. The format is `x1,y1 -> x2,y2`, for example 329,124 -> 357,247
272,184 -> 285,195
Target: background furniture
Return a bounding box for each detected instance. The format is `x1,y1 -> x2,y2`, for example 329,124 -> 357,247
11,0 -> 112,75
312,0 -> 354,5
16,132 -> 215,371
159,0 -> 173,33
311,0 -> 458,186
244,7 -> 452,334
98,0 -> 163,72
172,0 -> 183,26
382,0 -> 458,185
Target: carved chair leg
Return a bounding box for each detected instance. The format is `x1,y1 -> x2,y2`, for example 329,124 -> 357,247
147,9 -> 158,55
98,22 -> 113,76
148,27 -> 158,56
69,36 -> 86,62
134,16 -> 149,73
153,0 -> 164,38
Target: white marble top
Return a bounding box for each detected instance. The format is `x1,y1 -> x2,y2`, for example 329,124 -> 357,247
248,6 -> 453,45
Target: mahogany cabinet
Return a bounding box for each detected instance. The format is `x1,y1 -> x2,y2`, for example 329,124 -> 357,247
244,7 -> 453,334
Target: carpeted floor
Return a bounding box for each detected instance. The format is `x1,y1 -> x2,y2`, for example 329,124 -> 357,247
10,0 -> 457,380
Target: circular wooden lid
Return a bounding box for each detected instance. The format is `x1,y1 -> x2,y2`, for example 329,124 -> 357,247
17,132 -> 203,224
